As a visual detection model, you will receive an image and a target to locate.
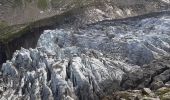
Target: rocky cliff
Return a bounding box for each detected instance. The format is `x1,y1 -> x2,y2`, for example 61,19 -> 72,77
1,11 -> 170,100
0,0 -> 170,25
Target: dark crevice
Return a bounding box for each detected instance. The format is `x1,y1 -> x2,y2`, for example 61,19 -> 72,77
0,43 -> 7,67
46,67 -> 51,82
66,59 -> 72,81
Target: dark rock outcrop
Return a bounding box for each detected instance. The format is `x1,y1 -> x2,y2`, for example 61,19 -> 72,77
121,57 -> 170,90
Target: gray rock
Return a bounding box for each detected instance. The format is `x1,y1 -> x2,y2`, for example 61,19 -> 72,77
142,88 -> 155,97
151,81 -> 165,90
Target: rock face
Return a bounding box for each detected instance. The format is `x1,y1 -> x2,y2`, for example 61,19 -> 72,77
1,13 -> 170,100
104,87 -> 170,100
0,0 -> 170,25
121,57 -> 170,90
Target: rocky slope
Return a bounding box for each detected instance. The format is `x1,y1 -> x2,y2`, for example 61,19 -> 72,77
0,11 -> 170,100
0,0 -> 170,25
104,86 -> 170,100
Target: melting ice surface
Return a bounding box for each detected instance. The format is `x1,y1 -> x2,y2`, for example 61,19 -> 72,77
38,16 -> 170,65
1,15 -> 170,100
